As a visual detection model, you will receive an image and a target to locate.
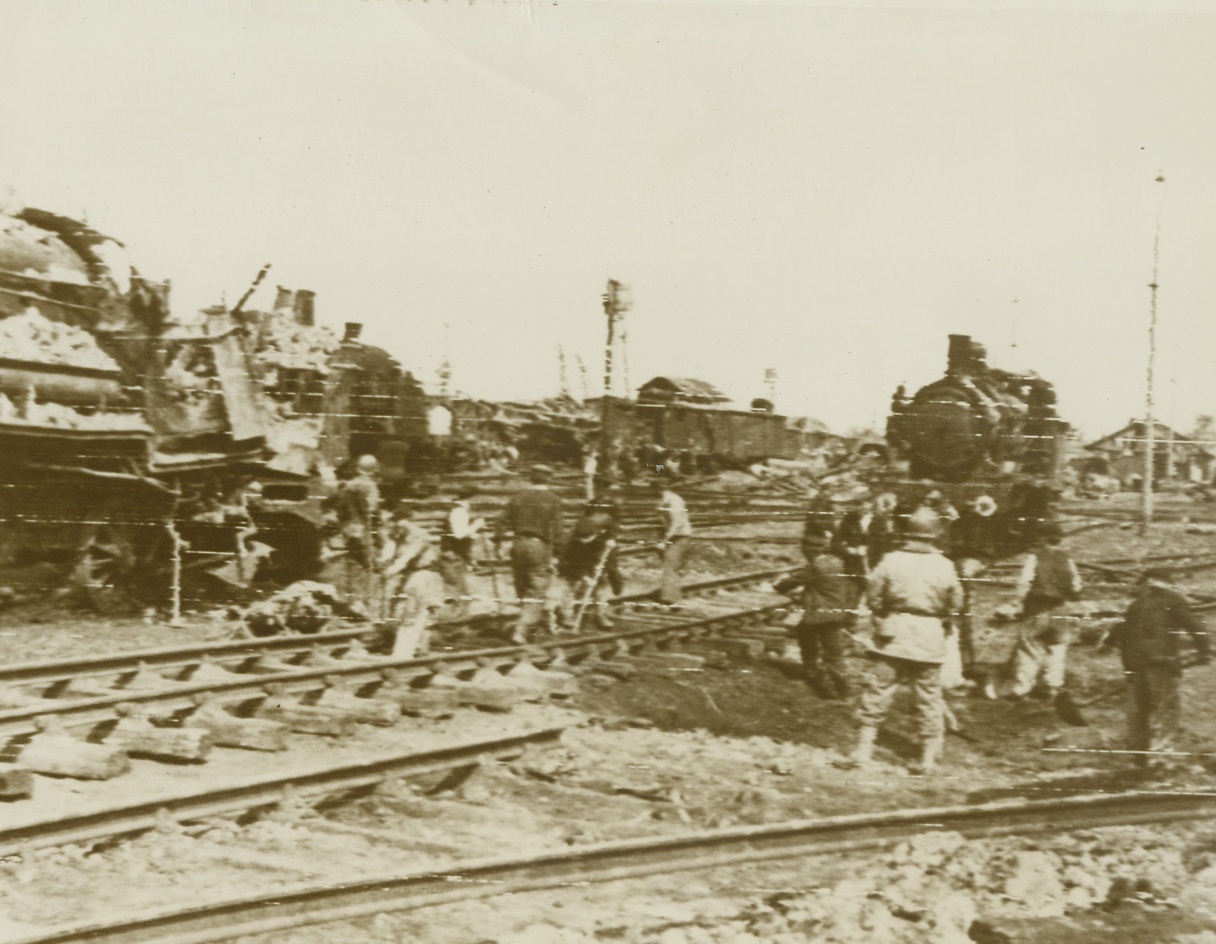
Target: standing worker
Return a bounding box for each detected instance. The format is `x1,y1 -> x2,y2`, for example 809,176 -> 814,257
656,476 -> 692,606
439,486 -> 484,618
333,454 -> 382,611
558,489 -> 622,630
495,467 -> 566,644
833,491 -> 876,589
984,520 -> 1083,717
949,493 -> 1000,676
775,523 -> 858,700
379,504 -> 445,658
842,508 -> 963,774
1102,569 -> 1210,771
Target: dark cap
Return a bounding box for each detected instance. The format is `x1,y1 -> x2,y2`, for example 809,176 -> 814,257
1140,567 -> 1172,583
455,485 -> 480,500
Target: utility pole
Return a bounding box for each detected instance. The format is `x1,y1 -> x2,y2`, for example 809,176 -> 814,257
438,322 -> 453,399
764,367 -> 778,407
575,354 -> 590,402
557,345 -> 571,399
600,279 -> 630,468
1141,173 -> 1165,535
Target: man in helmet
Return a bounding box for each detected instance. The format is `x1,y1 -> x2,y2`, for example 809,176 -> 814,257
984,519 -> 1083,715
332,454 -> 382,610
843,507 -> 963,774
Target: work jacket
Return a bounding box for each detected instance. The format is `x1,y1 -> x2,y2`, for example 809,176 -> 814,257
777,550 -> 858,626
1106,585 -> 1209,671
866,541 -> 964,664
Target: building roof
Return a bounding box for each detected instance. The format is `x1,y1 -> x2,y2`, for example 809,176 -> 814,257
637,376 -> 731,404
1087,420 -> 1214,459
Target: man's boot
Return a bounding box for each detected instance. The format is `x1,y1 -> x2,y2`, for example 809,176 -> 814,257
910,735 -> 943,776
835,726 -> 877,769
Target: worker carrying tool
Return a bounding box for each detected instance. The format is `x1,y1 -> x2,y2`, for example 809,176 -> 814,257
558,489 -> 622,631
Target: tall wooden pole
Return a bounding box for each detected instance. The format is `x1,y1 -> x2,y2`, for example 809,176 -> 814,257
600,280 -> 626,469
1141,176 -> 1164,535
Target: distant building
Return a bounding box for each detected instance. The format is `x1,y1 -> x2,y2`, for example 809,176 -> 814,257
637,376 -> 731,406
1082,419 -> 1214,486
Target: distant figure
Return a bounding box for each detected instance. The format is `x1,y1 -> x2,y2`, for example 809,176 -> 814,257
949,493 -> 1000,673
333,454 -> 382,609
582,448 -> 599,501
775,523 -> 858,700
984,520 -> 1082,713
1103,568 -> 1210,770
843,508 -> 963,775
495,467 -> 565,644
439,486 -> 484,618
655,477 -> 692,605
834,493 -> 879,587
379,504 -> 444,658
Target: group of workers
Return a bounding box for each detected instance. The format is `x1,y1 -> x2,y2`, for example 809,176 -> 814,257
492,467 -> 691,643
325,457 -> 692,655
786,487 -> 1210,775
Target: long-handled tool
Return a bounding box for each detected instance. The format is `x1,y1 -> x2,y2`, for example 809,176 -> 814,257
572,539 -> 616,634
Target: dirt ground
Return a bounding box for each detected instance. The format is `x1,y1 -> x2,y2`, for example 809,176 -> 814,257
0,502 -> 1214,942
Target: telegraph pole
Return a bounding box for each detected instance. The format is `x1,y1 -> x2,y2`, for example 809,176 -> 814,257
1141,173 -> 1165,535
600,279 -> 630,469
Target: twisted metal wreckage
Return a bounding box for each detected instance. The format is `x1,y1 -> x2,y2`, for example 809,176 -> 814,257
0,206 -> 366,608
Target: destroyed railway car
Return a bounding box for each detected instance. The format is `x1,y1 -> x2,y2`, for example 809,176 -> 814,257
0,206 -> 271,605
600,396 -> 794,470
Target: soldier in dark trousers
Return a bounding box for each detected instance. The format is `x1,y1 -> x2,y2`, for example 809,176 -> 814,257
775,524 -> 858,699
1103,569 -> 1210,770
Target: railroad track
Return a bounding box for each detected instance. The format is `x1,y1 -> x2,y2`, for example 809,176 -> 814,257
0,568 -> 792,800
13,788 -> 1216,944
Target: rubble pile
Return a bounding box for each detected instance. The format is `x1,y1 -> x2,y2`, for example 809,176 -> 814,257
251,310 -> 340,376
502,828 -> 1201,944
0,307 -> 120,372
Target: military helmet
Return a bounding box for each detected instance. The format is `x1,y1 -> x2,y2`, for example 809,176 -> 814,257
905,507 -> 942,540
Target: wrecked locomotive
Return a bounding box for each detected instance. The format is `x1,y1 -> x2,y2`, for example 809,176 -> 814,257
0,205 -> 272,606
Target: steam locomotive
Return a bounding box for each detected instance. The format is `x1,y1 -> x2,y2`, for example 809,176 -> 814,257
883,334 -> 1069,552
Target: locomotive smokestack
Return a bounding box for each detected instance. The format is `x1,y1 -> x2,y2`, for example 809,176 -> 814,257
343,322 -> 363,342
294,289 -> 315,327
947,334 -> 972,375
273,286 -> 295,312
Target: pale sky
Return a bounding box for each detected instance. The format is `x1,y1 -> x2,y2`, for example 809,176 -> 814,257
2,0 -> 1215,439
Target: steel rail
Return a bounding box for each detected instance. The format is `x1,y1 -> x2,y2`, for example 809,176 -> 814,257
14,788 -> 1216,944
0,567 -> 793,695
0,592 -> 787,741
0,727 -> 562,857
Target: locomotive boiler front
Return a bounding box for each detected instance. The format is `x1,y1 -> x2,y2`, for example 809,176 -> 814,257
887,334 -> 1063,481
